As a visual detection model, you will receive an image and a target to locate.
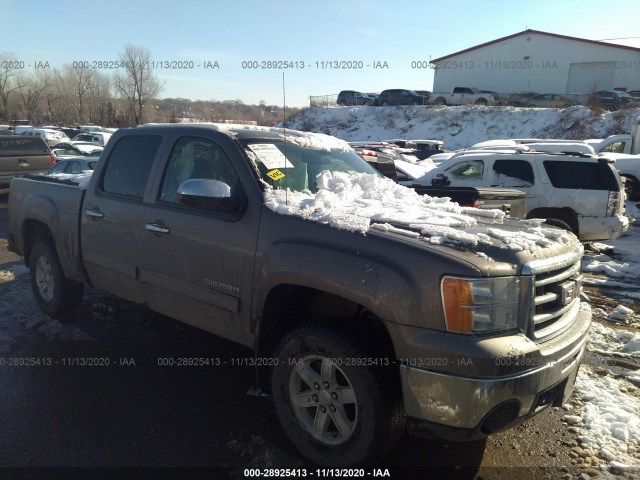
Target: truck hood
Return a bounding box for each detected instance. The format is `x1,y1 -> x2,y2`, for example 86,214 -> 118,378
264,171 -> 579,268
368,216 -> 581,272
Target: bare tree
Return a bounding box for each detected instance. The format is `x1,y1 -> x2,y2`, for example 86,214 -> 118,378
114,44 -> 162,125
15,70 -> 51,123
0,52 -> 21,120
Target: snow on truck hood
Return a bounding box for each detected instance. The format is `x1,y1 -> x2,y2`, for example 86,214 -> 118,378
264,171 -> 574,255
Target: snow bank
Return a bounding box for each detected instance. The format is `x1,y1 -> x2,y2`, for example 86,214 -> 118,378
282,106 -> 640,150
572,364 -> 640,470
264,171 -> 573,252
587,321 -> 640,357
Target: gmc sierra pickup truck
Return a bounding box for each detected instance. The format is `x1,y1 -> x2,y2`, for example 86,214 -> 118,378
8,124 -> 591,466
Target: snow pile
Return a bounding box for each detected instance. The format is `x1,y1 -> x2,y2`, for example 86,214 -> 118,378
264,171 -> 574,251
582,257 -> 638,278
607,305 -> 638,324
281,105 -> 640,150
587,321 -> 640,357
572,364 -> 640,470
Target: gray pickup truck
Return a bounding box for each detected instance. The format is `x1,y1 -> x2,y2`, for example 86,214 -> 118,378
8,124 -> 591,466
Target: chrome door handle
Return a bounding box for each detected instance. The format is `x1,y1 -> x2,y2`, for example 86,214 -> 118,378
85,208 -> 105,219
145,223 -> 170,234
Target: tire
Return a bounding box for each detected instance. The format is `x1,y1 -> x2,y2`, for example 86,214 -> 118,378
337,101 -> 346,106
411,101 -> 419,105
543,218 -> 574,233
475,98 -> 488,106
624,175 -> 640,201
382,101 -> 389,106
29,241 -> 84,318
434,97 -> 446,105
271,325 -> 405,466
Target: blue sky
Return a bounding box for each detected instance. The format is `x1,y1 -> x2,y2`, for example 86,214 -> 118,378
1,0 -> 639,107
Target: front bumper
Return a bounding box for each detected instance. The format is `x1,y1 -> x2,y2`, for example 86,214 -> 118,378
400,302 -> 591,441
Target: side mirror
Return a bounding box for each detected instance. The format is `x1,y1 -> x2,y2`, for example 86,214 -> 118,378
176,178 -> 246,215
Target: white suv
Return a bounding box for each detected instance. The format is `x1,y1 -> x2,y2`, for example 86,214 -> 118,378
415,150 -> 629,241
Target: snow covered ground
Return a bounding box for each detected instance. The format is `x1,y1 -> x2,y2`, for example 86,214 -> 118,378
571,200 -> 640,475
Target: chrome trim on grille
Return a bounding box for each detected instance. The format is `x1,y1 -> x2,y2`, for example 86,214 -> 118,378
523,245 -> 584,342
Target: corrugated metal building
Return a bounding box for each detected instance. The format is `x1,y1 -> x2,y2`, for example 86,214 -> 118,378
430,29 -> 640,94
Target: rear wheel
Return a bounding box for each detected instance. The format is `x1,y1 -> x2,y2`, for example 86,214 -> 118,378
475,98 -> 488,106
271,325 -> 404,466
29,241 -> 84,318
382,101 -> 389,106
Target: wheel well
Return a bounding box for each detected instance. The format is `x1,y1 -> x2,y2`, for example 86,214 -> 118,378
23,220 -> 54,265
527,207 -> 579,235
255,285 -> 397,389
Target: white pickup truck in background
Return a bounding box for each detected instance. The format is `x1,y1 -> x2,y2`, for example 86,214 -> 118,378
586,115 -> 640,155
430,87 -> 498,106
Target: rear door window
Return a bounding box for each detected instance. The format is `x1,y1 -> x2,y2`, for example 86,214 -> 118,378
491,159 -> 534,187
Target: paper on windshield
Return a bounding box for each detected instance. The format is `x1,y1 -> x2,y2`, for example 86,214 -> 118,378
248,144 -> 295,169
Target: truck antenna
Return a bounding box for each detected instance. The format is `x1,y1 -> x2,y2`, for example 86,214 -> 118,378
283,72 -> 288,205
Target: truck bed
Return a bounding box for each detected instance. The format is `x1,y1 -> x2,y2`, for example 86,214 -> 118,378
8,175 -> 87,283
412,185 -> 526,218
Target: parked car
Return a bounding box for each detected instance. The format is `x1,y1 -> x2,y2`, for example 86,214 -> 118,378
52,142 -> 103,158
13,125 -> 34,135
0,136 -> 56,187
70,131 -> 112,146
376,89 -> 429,106
414,149 -> 628,241
47,156 -> 98,175
394,159 -> 435,185
588,91 -> 638,110
337,90 -> 378,106
409,140 -> 445,160
78,124 -> 103,133
352,146 -> 398,181
599,153 -> 640,201
20,128 -> 69,146
507,92 -> 539,106
524,94 -> 580,108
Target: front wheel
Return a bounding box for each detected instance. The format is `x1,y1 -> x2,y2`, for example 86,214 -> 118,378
475,98 -> 488,106
434,97 -> 446,105
271,325 -> 404,466
29,241 -> 84,318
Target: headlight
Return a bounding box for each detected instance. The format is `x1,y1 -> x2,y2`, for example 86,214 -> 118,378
440,276 -> 526,334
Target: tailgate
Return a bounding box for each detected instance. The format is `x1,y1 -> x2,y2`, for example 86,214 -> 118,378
475,188 -> 526,218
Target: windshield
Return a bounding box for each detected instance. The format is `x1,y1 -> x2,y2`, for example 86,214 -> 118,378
239,138 -> 379,193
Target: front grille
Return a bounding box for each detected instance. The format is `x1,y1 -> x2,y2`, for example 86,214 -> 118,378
523,246 -> 584,341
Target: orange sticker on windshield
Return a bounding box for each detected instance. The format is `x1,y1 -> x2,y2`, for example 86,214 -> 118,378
267,169 -> 285,181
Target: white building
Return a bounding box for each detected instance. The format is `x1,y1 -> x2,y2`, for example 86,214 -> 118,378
430,29 -> 640,94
